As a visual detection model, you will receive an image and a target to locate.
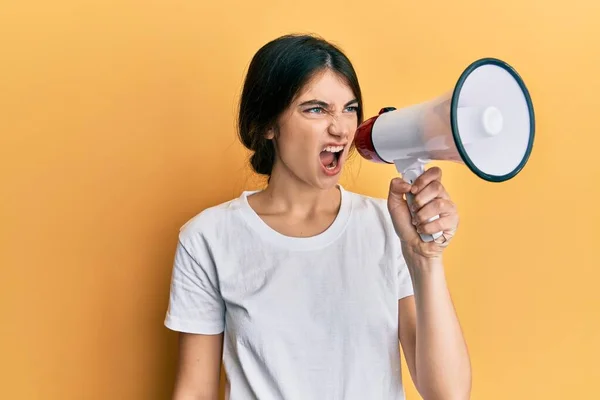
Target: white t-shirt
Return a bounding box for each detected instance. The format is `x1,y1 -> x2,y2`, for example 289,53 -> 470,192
164,186 -> 415,400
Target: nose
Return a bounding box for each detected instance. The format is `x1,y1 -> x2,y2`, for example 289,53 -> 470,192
327,114 -> 350,139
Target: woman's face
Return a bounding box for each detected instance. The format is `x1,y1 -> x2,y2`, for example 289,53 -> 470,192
268,69 -> 359,190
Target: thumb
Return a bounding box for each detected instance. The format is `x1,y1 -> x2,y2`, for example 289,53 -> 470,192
387,178 -> 418,240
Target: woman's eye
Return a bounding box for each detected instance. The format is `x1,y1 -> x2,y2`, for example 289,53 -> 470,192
304,106 -> 358,114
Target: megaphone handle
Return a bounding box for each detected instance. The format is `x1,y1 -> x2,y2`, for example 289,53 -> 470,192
402,165 -> 444,243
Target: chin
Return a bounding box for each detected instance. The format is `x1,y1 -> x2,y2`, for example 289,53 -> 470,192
315,169 -> 343,189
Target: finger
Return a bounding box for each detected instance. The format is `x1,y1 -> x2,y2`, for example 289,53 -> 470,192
410,180 -> 450,212
388,178 -> 413,219
389,177 -> 412,196
388,178 -> 419,240
414,198 -> 456,225
410,166 -> 442,194
416,214 -> 459,235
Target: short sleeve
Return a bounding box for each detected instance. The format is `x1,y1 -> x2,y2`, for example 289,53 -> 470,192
397,254 -> 414,300
164,238 -> 225,334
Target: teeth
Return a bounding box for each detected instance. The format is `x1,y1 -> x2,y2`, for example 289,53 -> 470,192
323,145 -> 344,153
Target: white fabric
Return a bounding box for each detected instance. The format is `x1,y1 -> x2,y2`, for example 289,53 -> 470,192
164,186 -> 414,400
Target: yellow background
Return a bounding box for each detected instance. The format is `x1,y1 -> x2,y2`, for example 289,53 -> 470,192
2,0 -> 599,399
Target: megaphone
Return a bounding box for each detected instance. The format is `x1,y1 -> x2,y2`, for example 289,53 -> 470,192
355,58 -> 535,242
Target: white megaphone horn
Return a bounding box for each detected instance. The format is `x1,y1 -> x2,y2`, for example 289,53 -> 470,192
354,58 -> 535,243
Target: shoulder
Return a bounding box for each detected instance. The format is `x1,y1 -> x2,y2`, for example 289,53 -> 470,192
178,193 -> 248,244
345,189 -> 390,219
344,188 -> 404,259
344,188 -> 396,233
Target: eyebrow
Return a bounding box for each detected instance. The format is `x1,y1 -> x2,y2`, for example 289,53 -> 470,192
298,98 -> 358,108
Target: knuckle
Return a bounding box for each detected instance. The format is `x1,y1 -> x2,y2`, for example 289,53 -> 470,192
434,198 -> 446,212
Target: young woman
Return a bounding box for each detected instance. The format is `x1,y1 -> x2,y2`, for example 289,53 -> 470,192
164,34 -> 471,400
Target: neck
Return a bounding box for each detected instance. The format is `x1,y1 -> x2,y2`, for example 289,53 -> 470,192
259,165 -> 341,217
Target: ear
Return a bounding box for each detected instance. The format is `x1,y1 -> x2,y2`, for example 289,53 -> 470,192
265,127 -> 275,140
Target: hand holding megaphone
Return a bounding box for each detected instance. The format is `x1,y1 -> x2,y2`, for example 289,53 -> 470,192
355,58 -> 535,243
387,167 -> 459,257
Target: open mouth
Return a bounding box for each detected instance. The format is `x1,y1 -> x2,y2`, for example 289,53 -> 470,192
319,145 -> 344,170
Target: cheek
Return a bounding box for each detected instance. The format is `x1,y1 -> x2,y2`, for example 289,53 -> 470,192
346,118 -> 359,139
277,123 -> 320,160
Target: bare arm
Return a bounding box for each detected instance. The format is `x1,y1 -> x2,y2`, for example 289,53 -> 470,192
398,296 -> 418,390
388,167 -> 471,399
172,332 -> 224,400
398,261 -> 471,400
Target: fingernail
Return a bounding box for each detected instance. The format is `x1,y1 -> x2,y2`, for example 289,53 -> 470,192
411,186 -> 418,194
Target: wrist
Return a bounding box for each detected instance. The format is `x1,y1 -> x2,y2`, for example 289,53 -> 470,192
404,252 -> 445,279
